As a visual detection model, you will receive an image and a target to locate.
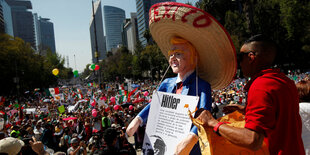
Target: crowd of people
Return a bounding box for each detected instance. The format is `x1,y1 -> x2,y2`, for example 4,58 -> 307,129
0,70 -> 308,155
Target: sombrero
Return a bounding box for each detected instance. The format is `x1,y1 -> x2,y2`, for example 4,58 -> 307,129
149,2 -> 237,90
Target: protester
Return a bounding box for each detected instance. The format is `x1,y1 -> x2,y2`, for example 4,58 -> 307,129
296,79 -> 310,154
67,138 -> 87,155
196,34 -> 305,154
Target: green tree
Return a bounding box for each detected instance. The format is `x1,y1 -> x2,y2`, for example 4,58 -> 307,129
0,33 -> 73,95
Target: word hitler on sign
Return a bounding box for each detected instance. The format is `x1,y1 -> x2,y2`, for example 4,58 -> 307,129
161,94 -> 180,109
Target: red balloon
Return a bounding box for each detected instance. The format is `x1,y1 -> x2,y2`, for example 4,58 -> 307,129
95,65 -> 100,71
113,105 -> 118,110
105,107 -> 110,112
129,105 -> 133,110
114,105 -> 121,111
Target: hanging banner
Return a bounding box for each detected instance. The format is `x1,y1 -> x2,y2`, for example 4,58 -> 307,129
142,91 -> 199,155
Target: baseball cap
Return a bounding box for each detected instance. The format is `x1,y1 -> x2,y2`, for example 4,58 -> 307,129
71,138 -> 79,144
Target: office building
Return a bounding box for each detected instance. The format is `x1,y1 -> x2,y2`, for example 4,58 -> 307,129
0,0 -> 13,36
103,5 -> 125,52
136,0 -> 175,45
90,0 -> 106,63
7,0 -> 36,48
123,12 -> 138,54
34,13 -> 56,55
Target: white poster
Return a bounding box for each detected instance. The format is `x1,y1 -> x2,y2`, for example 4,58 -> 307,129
142,91 -> 199,155
25,108 -> 36,114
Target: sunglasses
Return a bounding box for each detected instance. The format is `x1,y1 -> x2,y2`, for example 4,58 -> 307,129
237,51 -> 256,62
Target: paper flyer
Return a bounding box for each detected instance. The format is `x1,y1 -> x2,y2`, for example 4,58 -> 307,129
142,91 -> 199,155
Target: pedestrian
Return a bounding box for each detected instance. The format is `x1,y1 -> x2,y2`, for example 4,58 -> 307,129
296,79 -> 310,154
196,34 -> 305,154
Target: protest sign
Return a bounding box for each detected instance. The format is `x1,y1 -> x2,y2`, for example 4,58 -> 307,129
25,108 -> 36,114
142,91 -> 199,155
58,105 -> 65,114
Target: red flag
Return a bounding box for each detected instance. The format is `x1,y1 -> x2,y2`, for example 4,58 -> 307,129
128,88 -> 138,97
134,90 -> 141,99
127,88 -> 138,102
54,87 -> 60,94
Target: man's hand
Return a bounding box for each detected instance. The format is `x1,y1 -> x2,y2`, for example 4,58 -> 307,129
195,109 -> 218,128
222,104 -> 245,115
29,136 -> 49,155
196,109 -> 264,151
174,134 -> 198,155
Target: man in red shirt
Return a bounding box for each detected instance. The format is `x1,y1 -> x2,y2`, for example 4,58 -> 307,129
196,34 -> 305,154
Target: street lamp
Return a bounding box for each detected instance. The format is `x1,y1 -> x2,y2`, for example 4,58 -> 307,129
92,0 -> 101,85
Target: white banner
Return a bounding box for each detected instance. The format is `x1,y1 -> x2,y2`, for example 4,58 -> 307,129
25,108 -> 36,114
142,91 -> 199,155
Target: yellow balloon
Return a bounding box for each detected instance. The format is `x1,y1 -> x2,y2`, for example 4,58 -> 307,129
52,68 -> 59,76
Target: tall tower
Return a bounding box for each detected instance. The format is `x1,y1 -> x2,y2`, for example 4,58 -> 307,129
90,0 -> 106,63
103,5 -> 125,52
135,0 -> 176,46
0,0 -> 14,36
123,12 -> 138,54
34,13 -> 56,55
7,0 -> 36,48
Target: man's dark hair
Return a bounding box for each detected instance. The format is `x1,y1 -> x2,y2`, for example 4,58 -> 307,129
103,128 -> 118,146
244,34 -> 278,66
244,34 -> 278,53
244,34 -> 271,44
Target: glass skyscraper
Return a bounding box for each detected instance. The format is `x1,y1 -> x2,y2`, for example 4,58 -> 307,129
90,0 -> 106,63
0,0 -> 13,36
103,5 -> 125,52
34,13 -> 56,54
136,0 -> 176,46
7,0 -> 36,48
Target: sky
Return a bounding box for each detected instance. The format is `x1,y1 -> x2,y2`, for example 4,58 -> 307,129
31,0 -> 199,72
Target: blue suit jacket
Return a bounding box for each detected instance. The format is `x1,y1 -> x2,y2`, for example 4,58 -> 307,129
137,71 -> 212,154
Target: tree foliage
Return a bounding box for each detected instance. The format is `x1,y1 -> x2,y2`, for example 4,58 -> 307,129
197,0 -> 310,70
0,34 -> 72,95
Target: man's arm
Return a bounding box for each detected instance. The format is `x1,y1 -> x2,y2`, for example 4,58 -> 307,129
69,146 -> 81,155
196,110 -> 264,150
174,134 -> 198,155
126,116 -> 142,136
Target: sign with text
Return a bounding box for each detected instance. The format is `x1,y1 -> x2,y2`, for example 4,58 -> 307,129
142,91 -> 199,155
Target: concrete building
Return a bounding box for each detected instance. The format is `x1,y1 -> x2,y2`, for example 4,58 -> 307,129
34,13 -> 56,55
7,0 -> 36,48
103,5 -> 125,52
123,12 -> 138,54
136,0 -> 175,46
0,0 -> 13,36
90,0 -> 106,63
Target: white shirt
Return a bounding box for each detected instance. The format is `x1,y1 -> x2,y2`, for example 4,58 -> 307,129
300,102 -> 310,155
176,70 -> 195,84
